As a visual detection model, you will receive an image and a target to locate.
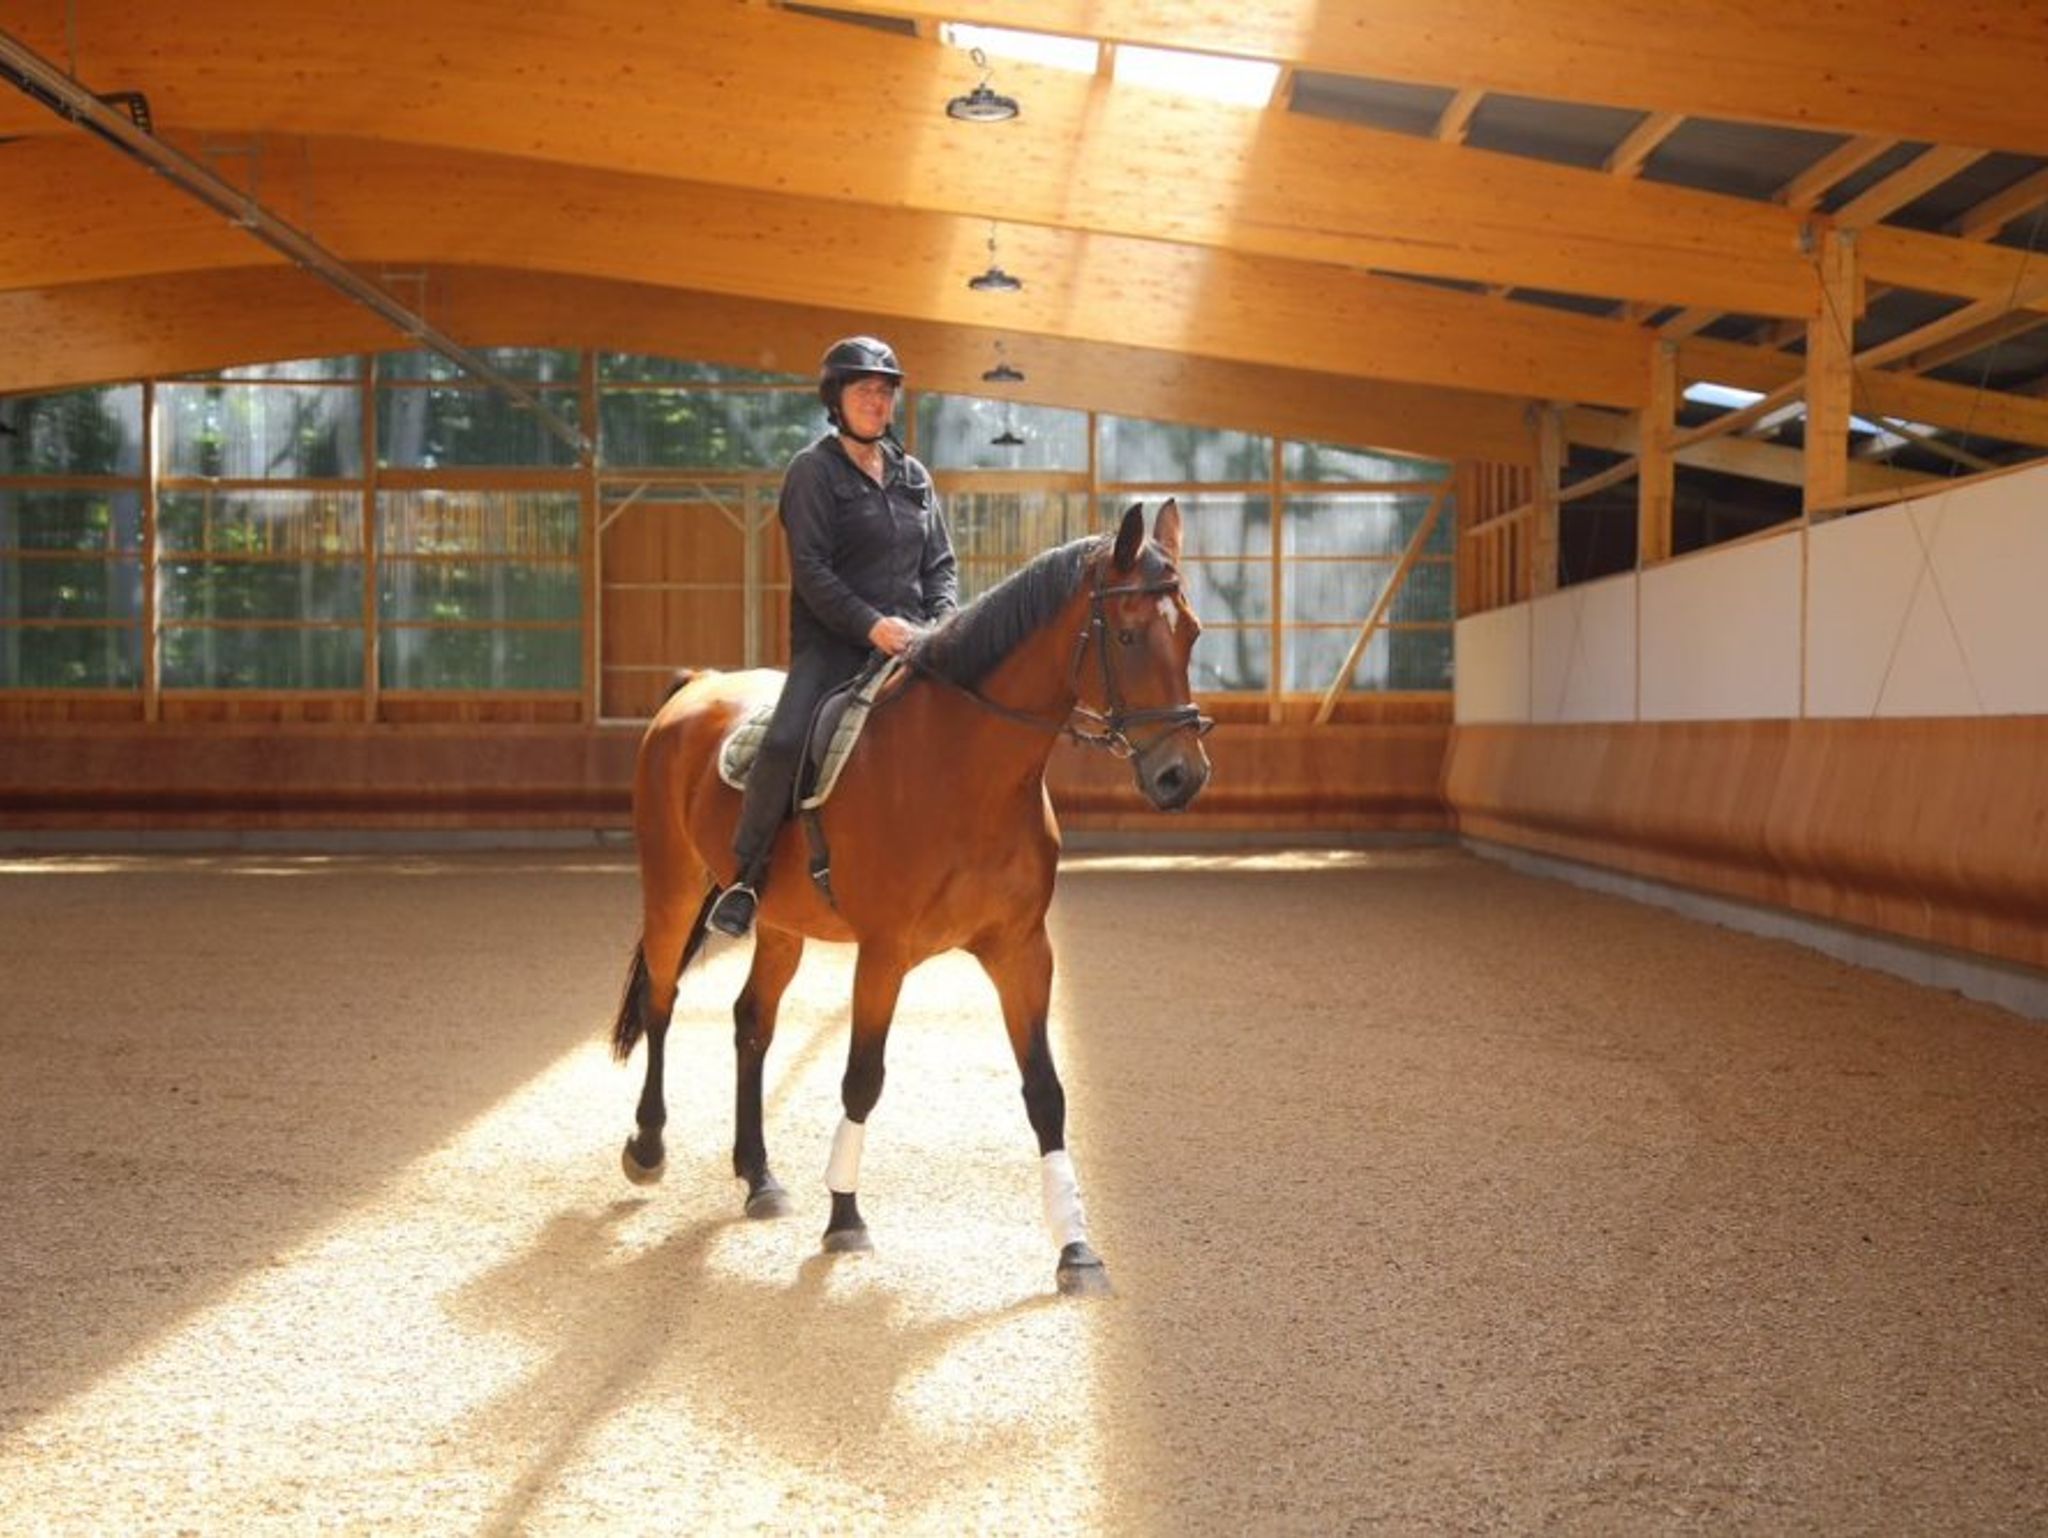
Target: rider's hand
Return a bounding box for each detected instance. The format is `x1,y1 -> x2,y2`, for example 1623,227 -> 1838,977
868,615 -> 921,656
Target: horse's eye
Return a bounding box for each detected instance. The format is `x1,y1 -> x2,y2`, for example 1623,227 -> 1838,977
1117,629 -> 1137,646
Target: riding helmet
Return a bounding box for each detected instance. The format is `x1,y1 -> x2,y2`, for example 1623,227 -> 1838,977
819,335 -> 904,425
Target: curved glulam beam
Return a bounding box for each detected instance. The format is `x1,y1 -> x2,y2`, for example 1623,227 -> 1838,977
0,135 -> 1653,407
863,0 -> 2048,155
0,266 -> 1541,464
0,0 -> 1816,316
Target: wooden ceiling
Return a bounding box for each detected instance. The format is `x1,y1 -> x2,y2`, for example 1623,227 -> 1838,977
3,0 -> 2045,475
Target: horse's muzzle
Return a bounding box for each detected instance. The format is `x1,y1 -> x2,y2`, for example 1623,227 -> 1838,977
1136,737 -> 1211,812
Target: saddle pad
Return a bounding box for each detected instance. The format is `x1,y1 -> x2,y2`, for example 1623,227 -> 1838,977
716,656 -> 904,809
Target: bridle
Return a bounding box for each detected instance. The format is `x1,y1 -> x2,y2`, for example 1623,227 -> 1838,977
908,559 -> 1214,764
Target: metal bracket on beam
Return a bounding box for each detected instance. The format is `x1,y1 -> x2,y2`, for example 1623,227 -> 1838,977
0,26 -> 594,462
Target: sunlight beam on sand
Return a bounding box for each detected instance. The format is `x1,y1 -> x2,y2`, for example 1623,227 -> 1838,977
2,943 -> 1105,1534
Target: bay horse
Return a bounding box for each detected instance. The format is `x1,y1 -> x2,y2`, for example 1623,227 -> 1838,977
608,500 -> 1210,1295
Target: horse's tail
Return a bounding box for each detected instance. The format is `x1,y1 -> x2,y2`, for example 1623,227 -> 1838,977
608,883 -> 723,1062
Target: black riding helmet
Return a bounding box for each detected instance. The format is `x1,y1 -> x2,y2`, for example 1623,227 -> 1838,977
819,335 -> 904,442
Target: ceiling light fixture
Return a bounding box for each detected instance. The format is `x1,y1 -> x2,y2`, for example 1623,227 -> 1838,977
981,342 -> 1025,384
967,223 -> 1024,292
946,47 -> 1020,122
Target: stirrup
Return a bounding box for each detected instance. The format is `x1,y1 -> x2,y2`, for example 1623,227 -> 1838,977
707,883 -> 758,939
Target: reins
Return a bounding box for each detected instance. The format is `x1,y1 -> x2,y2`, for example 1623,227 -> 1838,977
904,564 -> 1213,762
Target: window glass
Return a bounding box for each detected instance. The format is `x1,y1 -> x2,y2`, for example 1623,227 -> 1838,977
160,384 -> 363,479
378,385 -> 583,469
0,625 -> 139,688
1098,415 -> 1269,483
182,357 -> 363,382
1191,626 -> 1269,692
160,626 -> 362,689
158,561 -> 363,623
0,386 -> 143,476
1285,626 -> 1452,692
379,348 -> 579,383
598,354 -> 805,386
158,489 -> 361,555
1283,493 -> 1447,558
600,388 -> 819,470
379,627 -> 582,690
377,490 -> 581,689
917,395 -> 1089,472
2,557 -> 144,621
1283,440 -> 1450,483
0,489 -> 142,551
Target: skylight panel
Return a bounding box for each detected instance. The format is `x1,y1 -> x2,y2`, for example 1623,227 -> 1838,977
940,23 -> 1098,74
1111,43 -> 1283,107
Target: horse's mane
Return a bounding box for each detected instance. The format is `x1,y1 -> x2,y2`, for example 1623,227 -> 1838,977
915,534 -> 1107,687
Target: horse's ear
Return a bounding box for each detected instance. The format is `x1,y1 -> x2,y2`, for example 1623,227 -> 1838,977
1153,498 -> 1182,565
1112,502 -> 1145,573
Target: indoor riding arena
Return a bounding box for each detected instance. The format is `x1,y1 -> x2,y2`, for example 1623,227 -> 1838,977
4,5 -> 2046,1535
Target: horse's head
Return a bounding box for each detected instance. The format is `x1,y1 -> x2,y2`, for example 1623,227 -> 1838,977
1078,501 -> 1213,811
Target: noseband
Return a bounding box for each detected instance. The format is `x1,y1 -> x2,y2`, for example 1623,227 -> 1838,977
908,565 -> 1214,759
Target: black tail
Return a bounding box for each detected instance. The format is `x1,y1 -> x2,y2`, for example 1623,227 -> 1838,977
608,883 -> 724,1062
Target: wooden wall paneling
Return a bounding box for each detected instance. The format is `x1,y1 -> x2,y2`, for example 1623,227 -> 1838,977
1444,719 -> 2048,972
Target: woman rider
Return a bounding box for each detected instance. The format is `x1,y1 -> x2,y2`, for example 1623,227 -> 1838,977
706,336 -> 958,939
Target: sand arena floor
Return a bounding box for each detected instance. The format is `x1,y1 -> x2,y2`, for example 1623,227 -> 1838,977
2,845 -> 2045,1534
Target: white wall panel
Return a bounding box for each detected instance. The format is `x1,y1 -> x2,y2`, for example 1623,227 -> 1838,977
1640,534 -> 1802,720
1809,469 -> 2048,717
1453,605 -> 1531,723
1531,573 -> 1637,723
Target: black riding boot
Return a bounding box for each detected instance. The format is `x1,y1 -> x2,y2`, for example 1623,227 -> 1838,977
707,872 -> 762,939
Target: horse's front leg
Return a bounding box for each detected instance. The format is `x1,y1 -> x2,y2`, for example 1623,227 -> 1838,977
821,943 -> 907,1254
975,925 -> 1111,1297
733,926 -> 803,1217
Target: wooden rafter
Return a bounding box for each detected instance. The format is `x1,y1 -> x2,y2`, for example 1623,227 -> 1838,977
0,136 -> 1654,408
1436,87 -> 1485,144
1604,111 -> 1683,178
1900,312 -> 2048,376
1831,145 -> 1986,229
853,0 -> 2048,154
0,2 -> 1846,317
0,265 -> 1544,462
1952,167 -> 2048,241
1564,407 -> 1933,493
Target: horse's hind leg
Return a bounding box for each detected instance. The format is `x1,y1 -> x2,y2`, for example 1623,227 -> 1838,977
975,925 -> 1111,1297
618,888 -> 712,1185
733,925 -> 803,1218
821,944 -> 908,1255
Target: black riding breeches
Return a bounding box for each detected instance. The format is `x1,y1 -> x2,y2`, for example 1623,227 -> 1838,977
730,643 -> 864,884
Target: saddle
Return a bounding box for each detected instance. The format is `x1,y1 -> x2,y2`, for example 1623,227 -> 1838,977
717,654 -> 905,902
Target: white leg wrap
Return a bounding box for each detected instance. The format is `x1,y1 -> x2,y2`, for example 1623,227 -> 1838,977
1041,1149 -> 1090,1249
825,1116 -> 867,1194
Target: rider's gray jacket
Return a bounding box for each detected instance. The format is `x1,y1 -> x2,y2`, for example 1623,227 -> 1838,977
781,433 -> 957,652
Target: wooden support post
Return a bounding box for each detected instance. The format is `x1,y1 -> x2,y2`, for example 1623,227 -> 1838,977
1531,404 -> 1562,596
1638,341 -> 1676,567
1806,227 -> 1859,520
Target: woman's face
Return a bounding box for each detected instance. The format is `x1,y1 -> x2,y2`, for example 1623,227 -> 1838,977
840,374 -> 900,439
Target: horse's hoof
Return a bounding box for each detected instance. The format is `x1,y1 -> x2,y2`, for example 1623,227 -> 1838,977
822,1225 -> 874,1255
621,1137 -> 666,1186
744,1180 -> 792,1219
1057,1242 -> 1113,1298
